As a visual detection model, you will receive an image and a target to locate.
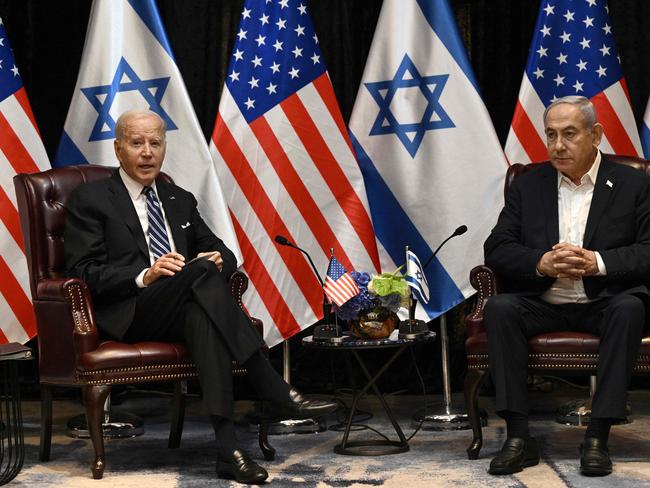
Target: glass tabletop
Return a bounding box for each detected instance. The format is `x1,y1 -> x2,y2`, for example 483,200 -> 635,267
302,331 -> 436,349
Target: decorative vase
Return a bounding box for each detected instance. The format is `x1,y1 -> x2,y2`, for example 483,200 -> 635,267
349,306 -> 399,339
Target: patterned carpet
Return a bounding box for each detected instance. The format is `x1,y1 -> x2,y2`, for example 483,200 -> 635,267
11,388 -> 650,487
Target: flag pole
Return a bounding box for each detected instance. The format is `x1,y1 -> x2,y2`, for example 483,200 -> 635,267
398,246 -> 428,339
312,248 -> 347,343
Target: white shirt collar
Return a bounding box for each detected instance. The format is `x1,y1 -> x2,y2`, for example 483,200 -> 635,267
118,167 -> 158,199
557,150 -> 601,189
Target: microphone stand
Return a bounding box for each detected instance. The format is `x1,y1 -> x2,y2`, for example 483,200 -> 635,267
274,237 -> 346,343
407,226 -> 487,430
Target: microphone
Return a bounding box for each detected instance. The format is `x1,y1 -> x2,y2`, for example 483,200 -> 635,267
398,225 -> 467,339
274,235 -> 324,287
421,225 -> 467,270
274,235 -> 343,341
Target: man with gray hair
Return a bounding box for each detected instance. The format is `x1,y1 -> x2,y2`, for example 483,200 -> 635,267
64,109 -> 337,483
483,96 -> 650,476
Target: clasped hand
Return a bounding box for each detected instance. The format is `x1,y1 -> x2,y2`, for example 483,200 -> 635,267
536,242 -> 598,280
143,251 -> 223,285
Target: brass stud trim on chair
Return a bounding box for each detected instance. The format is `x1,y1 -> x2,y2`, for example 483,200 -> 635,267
81,372 -> 199,386
66,283 -> 92,333
76,363 -> 196,377
470,271 -> 493,319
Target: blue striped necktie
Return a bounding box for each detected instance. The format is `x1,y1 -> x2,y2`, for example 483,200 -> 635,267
143,186 -> 172,260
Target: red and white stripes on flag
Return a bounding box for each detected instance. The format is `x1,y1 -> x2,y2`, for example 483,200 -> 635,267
210,1 -> 379,347
505,0 -> 642,164
323,256 -> 359,307
0,21 -> 51,344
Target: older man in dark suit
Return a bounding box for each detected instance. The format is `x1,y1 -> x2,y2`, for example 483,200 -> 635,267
484,96 -> 650,477
64,109 -> 337,484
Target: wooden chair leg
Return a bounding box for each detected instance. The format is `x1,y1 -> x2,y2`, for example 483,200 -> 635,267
258,402 -> 275,461
464,368 -> 487,460
82,384 -> 111,480
168,381 -> 185,449
39,384 -> 52,462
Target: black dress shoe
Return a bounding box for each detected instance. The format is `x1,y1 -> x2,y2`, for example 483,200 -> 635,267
267,388 -> 338,419
216,449 -> 268,484
580,437 -> 612,476
489,437 -> 540,475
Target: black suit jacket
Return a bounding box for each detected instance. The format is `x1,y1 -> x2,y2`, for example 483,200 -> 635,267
484,158 -> 650,299
64,171 -> 237,339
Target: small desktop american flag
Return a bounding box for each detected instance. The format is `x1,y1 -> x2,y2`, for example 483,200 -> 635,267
323,257 -> 359,307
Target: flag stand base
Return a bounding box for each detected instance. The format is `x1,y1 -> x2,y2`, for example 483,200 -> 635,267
398,319 -> 429,339
313,324 -> 349,343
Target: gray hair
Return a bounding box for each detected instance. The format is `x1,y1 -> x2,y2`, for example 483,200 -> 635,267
114,110 -> 167,141
543,96 -> 597,128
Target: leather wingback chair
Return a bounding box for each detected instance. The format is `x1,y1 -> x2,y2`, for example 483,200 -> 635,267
463,154 -> 650,460
14,165 -> 274,479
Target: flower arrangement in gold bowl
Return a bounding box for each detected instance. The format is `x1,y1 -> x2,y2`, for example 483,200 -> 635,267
335,270 -> 409,339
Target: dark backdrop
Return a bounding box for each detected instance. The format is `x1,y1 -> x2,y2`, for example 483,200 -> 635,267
2,0 -> 649,394
0,0 -> 648,161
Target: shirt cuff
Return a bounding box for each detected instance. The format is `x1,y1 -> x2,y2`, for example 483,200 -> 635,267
594,252 -> 607,276
136,268 -> 149,288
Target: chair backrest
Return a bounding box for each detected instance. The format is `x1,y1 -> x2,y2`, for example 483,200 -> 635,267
14,166 -> 116,298
504,153 -> 650,198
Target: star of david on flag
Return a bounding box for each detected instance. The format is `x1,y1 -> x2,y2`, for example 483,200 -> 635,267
81,57 -> 177,142
405,250 -> 429,304
506,0 -> 641,163
365,53 -> 454,158
54,0 -> 241,264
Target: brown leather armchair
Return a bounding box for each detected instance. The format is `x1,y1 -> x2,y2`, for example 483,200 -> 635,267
13,165 -> 274,479
463,154 -> 650,460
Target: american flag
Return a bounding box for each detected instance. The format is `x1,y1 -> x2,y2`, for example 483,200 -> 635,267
0,18 -> 51,343
210,0 -> 379,347
323,257 -> 359,308
642,97 -> 650,158
505,0 -> 642,163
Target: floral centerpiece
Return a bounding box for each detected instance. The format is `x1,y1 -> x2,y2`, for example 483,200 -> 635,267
336,269 -> 410,339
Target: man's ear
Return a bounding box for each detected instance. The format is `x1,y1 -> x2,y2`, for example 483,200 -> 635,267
113,139 -> 121,162
591,123 -> 604,147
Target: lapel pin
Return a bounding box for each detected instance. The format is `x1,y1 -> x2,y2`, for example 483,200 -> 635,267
169,196 -> 176,200
606,180 -> 613,188
181,222 -> 191,229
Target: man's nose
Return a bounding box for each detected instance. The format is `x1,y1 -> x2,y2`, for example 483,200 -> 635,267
141,143 -> 153,155
553,136 -> 566,151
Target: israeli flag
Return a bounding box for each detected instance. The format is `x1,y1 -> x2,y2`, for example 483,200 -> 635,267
406,250 -> 429,304
643,98 -> 650,159
53,0 -> 241,263
349,0 -> 507,319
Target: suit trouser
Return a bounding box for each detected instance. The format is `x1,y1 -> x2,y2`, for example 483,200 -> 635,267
484,293 -> 644,419
124,259 -> 264,418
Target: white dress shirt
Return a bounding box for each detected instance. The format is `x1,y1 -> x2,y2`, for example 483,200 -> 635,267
119,168 -> 177,287
541,151 -> 607,305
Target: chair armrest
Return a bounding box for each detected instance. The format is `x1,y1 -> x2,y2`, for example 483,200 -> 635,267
465,265 -> 498,337
36,278 -> 99,357
228,270 -> 264,338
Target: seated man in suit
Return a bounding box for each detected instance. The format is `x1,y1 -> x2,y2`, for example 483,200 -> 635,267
64,109 -> 337,484
483,96 -> 649,477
